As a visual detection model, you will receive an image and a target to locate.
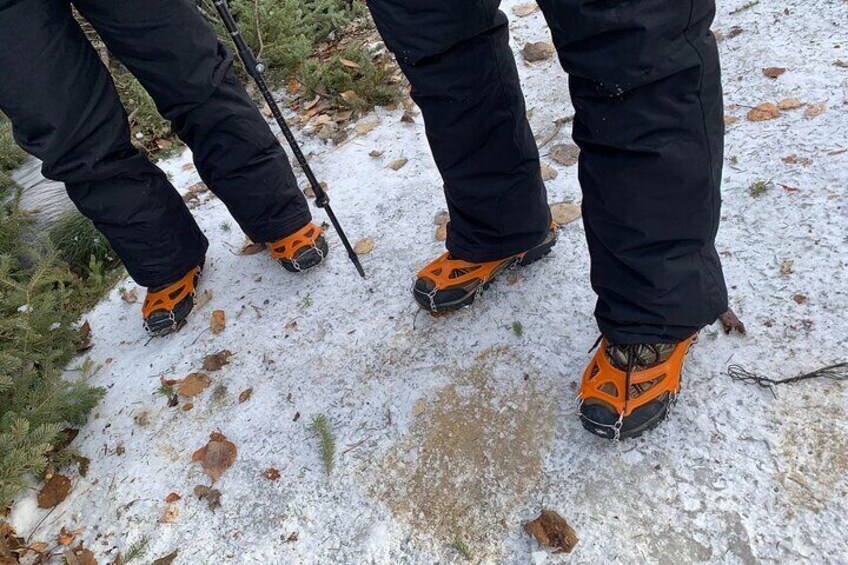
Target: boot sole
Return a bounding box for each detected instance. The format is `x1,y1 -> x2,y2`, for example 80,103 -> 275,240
579,398 -> 672,440
279,236 -> 329,273
414,232 -> 557,314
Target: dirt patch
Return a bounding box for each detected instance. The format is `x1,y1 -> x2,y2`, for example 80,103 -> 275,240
375,347 -> 556,560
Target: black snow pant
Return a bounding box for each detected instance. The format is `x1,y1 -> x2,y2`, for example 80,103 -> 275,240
367,0 -> 729,344
0,0 -> 311,288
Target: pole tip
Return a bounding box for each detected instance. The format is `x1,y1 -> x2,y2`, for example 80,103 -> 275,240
351,254 -> 366,278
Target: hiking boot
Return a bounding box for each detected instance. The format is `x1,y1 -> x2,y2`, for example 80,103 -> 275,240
577,335 -> 698,440
143,264 -> 203,337
413,222 -> 558,313
268,222 -> 329,272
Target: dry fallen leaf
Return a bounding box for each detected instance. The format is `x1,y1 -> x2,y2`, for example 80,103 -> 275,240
803,101 -> 827,119
120,288 -> 138,304
747,103 -> 781,122
165,492 -> 181,503
354,238 -> 375,254
762,67 -> 786,79
181,402 -> 194,412
195,289 -> 213,310
793,294 -> 808,305
435,223 -> 447,242
210,310 -> 225,334
549,143 -> 580,166
37,474 -> 71,508
181,162 -> 194,171
152,551 -> 179,565
193,485 -> 222,511
57,527 -> 84,546
202,350 -> 233,372
263,468 -> 281,481
156,139 -> 173,149
540,164 -> 558,181
369,149 -> 383,158
513,2 -> 539,16
187,182 -> 208,194
777,97 -> 802,110
550,202 -> 582,225
177,373 -> 211,397
77,321 -> 92,352
524,509 -> 579,554
240,240 -> 266,255
238,388 -> 253,404
719,309 -> 747,335
355,119 -> 379,136
522,41 -> 555,62
64,547 -> 97,565
724,115 -> 740,126
387,158 -> 408,171
161,503 -> 180,524
339,58 -> 360,69
192,432 -> 237,484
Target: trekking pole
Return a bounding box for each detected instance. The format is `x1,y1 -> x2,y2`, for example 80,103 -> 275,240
213,0 -> 365,278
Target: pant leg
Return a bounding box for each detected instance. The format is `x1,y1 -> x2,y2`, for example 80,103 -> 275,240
0,0 -> 207,288
367,0 -> 550,262
537,0 -> 728,344
72,0 -> 311,244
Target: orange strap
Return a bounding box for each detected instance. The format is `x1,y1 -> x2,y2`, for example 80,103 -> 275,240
416,253 -> 513,289
142,266 -> 201,319
269,223 -> 323,260
578,336 -> 695,417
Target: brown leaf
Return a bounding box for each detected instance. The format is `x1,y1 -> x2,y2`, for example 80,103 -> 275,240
540,164 -> 558,181
369,150 -> 383,158
77,321 -> 93,352
192,432 -> 237,483
724,115 -> 740,126
777,97 -> 803,110
803,101 -> 827,119
181,402 -> 194,412
120,288 -> 138,304
37,474 -> 71,508
187,182 -> 208,194
202,350 -> 233,372
782,154 -> 812,166
400,110 -> 416,123
177,373 -> 211,397
549,144 -> 580,166
339,58 -> 360,69
354,238 -> 375,254
762,67 -> 786,79
156,139 -> 173,149
522,41 -> 555,62
210,310 -> 225,334
550,202 -> 582,225
355,119 -> 379,136
57,527 -> 84,546
152,550 -> 178,565
387,158 -> 408,171
238,388 -> 253,404
261,102 -> 273,117
523,509 -> 579,554
435,223 -> 447,242
718,309 -> 747,335
512,3 -> 539,17
746,103 -> 781,122
793,294 -> 808,305
181,162 -> 195,171
64,547 -> 97,565
240,240 -> 266,255
161,504 -> 180,524
192,485 -> 221,511
165,492 -> 181,503
263,468 -> 281,481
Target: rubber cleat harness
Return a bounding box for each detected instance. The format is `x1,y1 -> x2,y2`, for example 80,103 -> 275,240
142,265 -> 202,337
269,222 -> 329,273
577,335 -> 697,440
413,222 -> 558,314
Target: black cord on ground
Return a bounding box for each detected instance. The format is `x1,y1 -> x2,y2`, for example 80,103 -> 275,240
727,362 -> 848,388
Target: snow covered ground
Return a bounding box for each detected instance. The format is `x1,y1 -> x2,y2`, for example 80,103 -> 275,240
9,0 -> 848,563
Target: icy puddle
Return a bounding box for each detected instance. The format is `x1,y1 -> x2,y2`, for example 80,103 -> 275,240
375,347 -> 556,560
